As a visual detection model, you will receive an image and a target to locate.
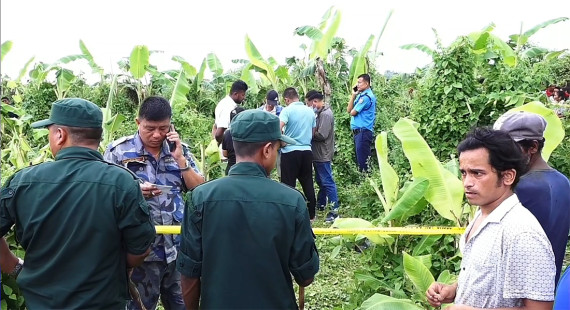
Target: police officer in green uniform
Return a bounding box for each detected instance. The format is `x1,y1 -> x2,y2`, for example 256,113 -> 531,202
0,98 -> 156,309
177,109 -> 320,309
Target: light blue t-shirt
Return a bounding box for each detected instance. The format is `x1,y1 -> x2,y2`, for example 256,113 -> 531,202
279,101 -> 316,153
350,88 -> 376,131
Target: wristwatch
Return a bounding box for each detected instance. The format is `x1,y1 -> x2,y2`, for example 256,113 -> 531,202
9,258 -> 24,278
179,159 -> 191,172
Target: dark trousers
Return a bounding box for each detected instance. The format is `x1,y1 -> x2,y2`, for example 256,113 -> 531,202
280,150 -> 317,219
354,129 -> 373,172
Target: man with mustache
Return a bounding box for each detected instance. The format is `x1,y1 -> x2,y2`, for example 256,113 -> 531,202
426,127 -> 555,309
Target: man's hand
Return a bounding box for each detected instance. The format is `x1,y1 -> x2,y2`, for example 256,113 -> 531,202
166,125 -> 184,161
426,282 -> 457,307
140,182 -> 161,198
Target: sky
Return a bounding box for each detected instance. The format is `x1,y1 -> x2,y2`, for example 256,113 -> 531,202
1,0 -> 569,83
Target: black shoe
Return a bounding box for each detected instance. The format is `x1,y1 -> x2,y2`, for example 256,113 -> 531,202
317,205 -> 325,212
324,212 -> 339,224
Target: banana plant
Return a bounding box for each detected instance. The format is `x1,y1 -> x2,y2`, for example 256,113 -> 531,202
348,35 -> 374,90
169,56 -> 197,109
393,118 -> 464,225
99,75 -> 126,152
244,35 -> 278,91
294,6 -> 342,61
128,45 -> 150,103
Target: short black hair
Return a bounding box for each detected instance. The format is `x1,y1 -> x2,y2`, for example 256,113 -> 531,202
54,124 -> 102,145
358,73 -> 371,84
283,87 -> 299,100
230,106 -> 246,122
138,96 -> 172,121
230,80 -> 248,94
233,140 -> 278,157
305,90 -> 323,101
1,96 -> 9,101
457,127 -> 525,187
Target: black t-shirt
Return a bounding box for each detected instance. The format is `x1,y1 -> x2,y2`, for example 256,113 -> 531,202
222,129 -> 236,173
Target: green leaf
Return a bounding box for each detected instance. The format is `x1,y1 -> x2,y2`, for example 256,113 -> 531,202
206,52 -> 223,76
17,56 -> 35,82
521,17 -> 568,39
473,32 -> 489,50
400,43 -> 435,57
294,25 -> 323,40
244,35 -> 278,90
2,284 -> 13,296
57,54 -> 85,64
169,69 -> 191,108
522,47 -> 548,59
373,9 -> 393,55
240,64 -> 258,94
1,40 -> 13,62
129,45 -> 150,79
393,118 -> 464,224
194,58 -> 207,92
349,34 -> 375,87
436,270 -> 457,285
79,40 -> 104,75
55,68 -> 76,99
444,85 -> 452,95
355,273 -> 388,290
172,56 -> 197,78
403,251 -> 435,300
375,132 -> 399,213
360,293 -> 423,310
311,8 -> 341,60
382,178 -> 429,223
331,218 -> 394,245
330,244 -> 341,259
415,254 -> 432,270
412,235 -> 442,256
506,101 -> 565,161
545,50 -> 567,61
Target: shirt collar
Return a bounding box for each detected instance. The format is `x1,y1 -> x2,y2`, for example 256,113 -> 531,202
291,101 -> 305,106
228,162 -> 269,178
485,193 -> 519,223
55,146 -> 104,161
134,132 -> 172,157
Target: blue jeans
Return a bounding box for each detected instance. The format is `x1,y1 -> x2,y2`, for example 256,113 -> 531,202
354,129 -> 373,172
313,161 -> 339,210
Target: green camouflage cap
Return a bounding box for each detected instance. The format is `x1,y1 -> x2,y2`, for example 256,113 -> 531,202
31,98 -> 103,128
231,109 -> 297,145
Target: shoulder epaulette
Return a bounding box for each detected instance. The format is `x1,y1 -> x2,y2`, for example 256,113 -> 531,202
109,135 -> 134,150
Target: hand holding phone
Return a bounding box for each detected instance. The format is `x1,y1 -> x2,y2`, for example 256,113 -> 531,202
353,86 -> 358,92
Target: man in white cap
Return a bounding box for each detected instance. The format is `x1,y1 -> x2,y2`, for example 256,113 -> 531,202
494,111 -> 570,286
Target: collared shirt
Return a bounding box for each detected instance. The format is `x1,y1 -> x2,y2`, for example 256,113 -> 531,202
177,162 -> 319,309
215,95 -> 237,129
258,104 -> 283,116
456,194 -> 555,307
279,101 -> 316,153
312,106 -> 335,162
350,88 -> 376,131
1,147 -> 155,309
104,132 -> 201,264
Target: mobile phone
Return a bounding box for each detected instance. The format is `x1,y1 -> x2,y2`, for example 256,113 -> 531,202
353,86 -> 358,92
168,125 -> 176,152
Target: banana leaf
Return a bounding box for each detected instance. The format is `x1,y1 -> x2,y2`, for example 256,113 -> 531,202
507,101 -> 565,161
1,40 -> 13,62
399,44 -> 435,58
403,252 -> 435,301
360,293 -> 423,310
17,57 -> 35,83
349,35 -> 374,88
393,118 -> 463,224
331,218 -> 393,246
375,132 -> 399,213
169,69 -> 191,108
382,178 -> 429,223
206,53 -> 223,76
129,45 -> 149,79
79,40 -> 104,75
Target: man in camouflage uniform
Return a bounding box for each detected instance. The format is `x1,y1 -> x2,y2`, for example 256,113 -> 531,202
105,96 -> 204,310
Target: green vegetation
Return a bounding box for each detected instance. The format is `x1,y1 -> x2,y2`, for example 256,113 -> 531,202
1,8 -> 569,310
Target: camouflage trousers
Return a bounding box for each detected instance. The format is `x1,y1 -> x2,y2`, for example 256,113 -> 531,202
127,261 -> 185,310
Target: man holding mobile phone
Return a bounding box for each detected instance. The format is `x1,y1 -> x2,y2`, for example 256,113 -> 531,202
347,73 -> 377,173
104,96 -> 204,310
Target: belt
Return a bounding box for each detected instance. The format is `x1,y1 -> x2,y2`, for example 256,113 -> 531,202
352,128 -> 368,135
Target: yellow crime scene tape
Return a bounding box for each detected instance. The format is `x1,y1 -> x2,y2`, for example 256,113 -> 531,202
155,225 -> 465,235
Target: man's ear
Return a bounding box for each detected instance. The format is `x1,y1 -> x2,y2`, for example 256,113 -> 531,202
55,127 -> 69,146
262,142 -> 273,159
135,118 -> 140,126
528,140 -> 540,155
502,169 -> 516,186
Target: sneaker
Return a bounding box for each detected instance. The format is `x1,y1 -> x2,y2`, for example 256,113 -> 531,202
317,205 -> 325,212
324,212 -> 339,224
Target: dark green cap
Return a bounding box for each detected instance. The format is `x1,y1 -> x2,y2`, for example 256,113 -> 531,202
31,98 -> 103,129
231,109 -> 297,145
